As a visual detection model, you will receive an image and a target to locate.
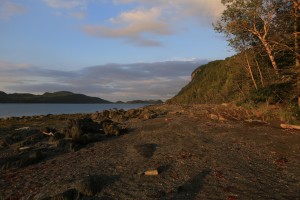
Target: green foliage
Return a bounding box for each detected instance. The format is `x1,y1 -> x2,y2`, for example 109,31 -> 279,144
250,82 -> 294,104
168,53 -> 297,106
168,55 -> 254,104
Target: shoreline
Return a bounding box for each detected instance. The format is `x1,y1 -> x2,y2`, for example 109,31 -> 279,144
0,103 -> 150,119
0,104 -> 299,199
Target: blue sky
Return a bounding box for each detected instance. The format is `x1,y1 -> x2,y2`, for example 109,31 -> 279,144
0,0 -> 233,101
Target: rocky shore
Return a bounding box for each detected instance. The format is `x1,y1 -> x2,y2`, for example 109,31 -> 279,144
0,104 -> 299,199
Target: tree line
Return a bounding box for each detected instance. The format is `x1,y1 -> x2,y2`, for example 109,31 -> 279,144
214,0 -> 299,105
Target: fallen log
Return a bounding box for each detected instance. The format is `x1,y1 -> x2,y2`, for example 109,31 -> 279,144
18,146 -> 32,151
143,169 -> 159,176
280,124 -> 300,130
15,127 -> 30,131
41,131 -> 54,136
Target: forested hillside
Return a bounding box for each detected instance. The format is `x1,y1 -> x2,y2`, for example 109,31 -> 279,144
168,56 -> 249,104
169,0 -> 299,107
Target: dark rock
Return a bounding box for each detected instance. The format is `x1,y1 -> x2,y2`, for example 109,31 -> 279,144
48,132 -> 65,143
51,189 -> 80,200
102,110 -> 110,118
91,112 -> 108,122
90,112 -> 100,120
92,109 -> 128,123
140,109 -> 158,120
109,109 -> 127,121
76,175 -> 103,196
18,150 -> 45,167
18,132 -> 46,147
124,109 -> 142,118
53,139 -> 69,149
97,119 -> 113,126
64,118 -> 103,144
9,129 -> 41,145
1,150 -> 46,170
0,138 -> 9,148
80,133 -> 102,145
68,142 -> 83,152
102,122 -> 121,136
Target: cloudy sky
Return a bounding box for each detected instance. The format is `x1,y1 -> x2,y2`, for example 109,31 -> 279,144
0,0 -> 233,101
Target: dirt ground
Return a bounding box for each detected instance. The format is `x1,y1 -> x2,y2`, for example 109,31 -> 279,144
0,104 -> 299,200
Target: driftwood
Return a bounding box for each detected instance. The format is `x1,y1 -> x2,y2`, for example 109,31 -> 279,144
41,131 -> 54,136
165,118 -> 173,122
18,146 -> 32,151
15,127 -> 30,131
280,124 -> 300,130
143,170 -> 159,176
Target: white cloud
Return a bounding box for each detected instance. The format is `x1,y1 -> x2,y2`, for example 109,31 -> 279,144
82,0 -> 224,46
0,0 -> 27,20
41,1 -> 224,45
83,7 -> 173,46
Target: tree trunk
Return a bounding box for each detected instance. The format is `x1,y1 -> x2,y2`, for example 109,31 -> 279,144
245,52 -> 258,90
260,37 -> 280,78
255,58 -> 265,87
252,49 -> 265,87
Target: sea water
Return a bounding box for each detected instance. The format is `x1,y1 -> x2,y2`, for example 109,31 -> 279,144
0,104 -> 147,118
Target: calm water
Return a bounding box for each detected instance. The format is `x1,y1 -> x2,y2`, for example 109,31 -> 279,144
0,104 -> 148,118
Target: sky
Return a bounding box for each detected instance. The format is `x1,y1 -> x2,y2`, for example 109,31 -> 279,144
0,0 -> 233,101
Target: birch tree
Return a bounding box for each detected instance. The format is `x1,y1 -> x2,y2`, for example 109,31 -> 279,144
214,0 -> 281,77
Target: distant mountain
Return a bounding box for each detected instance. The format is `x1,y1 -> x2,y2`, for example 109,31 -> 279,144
0,91 -> 111,104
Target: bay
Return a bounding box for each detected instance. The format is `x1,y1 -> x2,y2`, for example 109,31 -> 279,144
0,104 -> 147,118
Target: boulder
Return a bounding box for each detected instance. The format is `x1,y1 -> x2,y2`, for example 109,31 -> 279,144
0,138 -> 9,148
48,132 -> 65,144
124,109 -> 142,118
80,133 -> 102,145
139,109 -> 158,120
1,149 -> 46,170
53,139 -> 69,150
18,150 -> 45,168
102,122 -> 121,136
92,109 -> 128,122
63,118 -> 103,144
